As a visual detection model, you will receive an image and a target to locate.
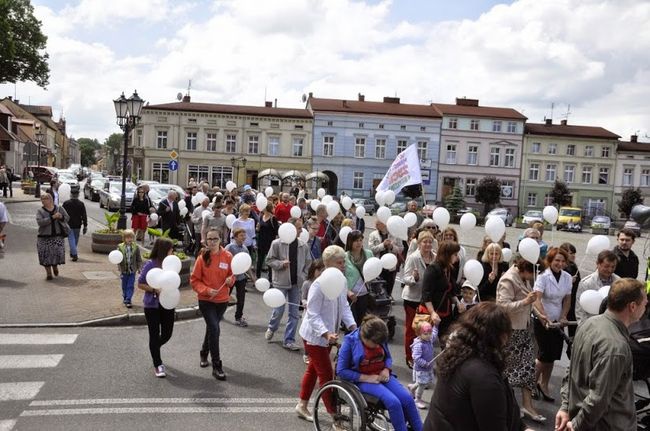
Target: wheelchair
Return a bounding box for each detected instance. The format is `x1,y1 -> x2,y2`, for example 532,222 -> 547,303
313,378 -> 391,431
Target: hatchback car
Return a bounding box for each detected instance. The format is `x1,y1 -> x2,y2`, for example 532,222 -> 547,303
352,198 -> 375,215
99,181 -> 136,211
83,178 -> 104,201
485,208 -> 514,226
590,215 -> 611,230
57,172 -> 80,193
149,184 -> 186,200
623,220 -> 642,237
522,210 -> 543,225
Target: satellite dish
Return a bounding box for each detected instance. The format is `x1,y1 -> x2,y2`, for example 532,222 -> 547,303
301,94 -> 307,103
176,92 -> 183,101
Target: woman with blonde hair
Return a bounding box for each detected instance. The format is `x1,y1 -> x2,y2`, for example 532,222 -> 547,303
477,243 -> 509,301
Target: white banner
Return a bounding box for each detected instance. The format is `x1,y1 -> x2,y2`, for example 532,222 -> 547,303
376,143 -> 422,193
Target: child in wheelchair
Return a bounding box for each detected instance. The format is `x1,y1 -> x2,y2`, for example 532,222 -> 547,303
337,314 -> 423,431
408,321 -> 438,409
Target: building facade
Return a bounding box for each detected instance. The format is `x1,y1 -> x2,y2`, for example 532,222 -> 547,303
308,94 -> 441,201
521,119 -> 620,217
614,135 -> 650,218
432,98 -> 526,214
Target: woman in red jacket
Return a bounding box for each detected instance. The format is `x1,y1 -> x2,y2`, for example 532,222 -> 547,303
191,228 -> 235,380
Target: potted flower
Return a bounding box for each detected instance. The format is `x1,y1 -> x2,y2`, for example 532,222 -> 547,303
21,179 -> 37,195
91,212 -> 123,253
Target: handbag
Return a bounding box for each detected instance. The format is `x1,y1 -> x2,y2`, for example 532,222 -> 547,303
412,304 -> 433,331
58,219 -> 71,237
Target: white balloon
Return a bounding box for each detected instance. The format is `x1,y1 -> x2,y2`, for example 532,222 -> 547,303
158,270 -> 181,290
58,183 -> 71,203
191,195 -> 200,206
145,267 -> 163,289
180,207 -> 188,217
463,259 -> 484,287
194,192 -> 206,203
518,238 -> 540,264
355,206 -> 366,218
159,287 -> 180,310
339,226 -> 352,245
202,209 -> 212,221
226,181 -> 236,192
162,255 -> 182,274
383,190 -> 396,205
290,206 -> 302,218
108,249 -> 123,264
255,278 -> 271,292
579,289 -> 604,316
265,186 -> 274,197
341,196 -> 353,210
380,253 -> 398,270
502,248 -> 513,262
256,195 -> 268,211
278,222 -> 297,244
404,212 -> 417,227
178,200 -> 186,210
231,253 -> 252,275
543,206 -> 559,225
225,214 -> 236,229
363,257 -> 383,281
310,199 -> 321,211
299,227 -> 309,243
150,213 -> 159,222
326,201 -> 340,220
598,285 -> 610,298
318,267 -> 347,300
321,195 -> 333,205
586,235 -> 610,255
387,215 -> 408,241
459,212 -> 477,231
485,216 -> 506,242
263,288 -> 286,308
375,191 -> 385,206
317,188 -> 326,198
377,206 -> 391,224
432,207 -> 451,230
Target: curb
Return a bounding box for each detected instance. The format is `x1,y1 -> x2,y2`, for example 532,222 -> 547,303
0,305 -> 202,328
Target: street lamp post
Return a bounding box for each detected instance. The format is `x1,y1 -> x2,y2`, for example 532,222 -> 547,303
113,91 -> 144,230
34,130 -> 44,198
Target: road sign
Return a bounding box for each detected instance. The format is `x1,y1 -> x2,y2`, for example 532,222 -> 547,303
168,160 -> 179,171
169,150 -> 178,159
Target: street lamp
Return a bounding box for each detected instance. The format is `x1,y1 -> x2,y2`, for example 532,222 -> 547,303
34,130 -> 44,198
113,90 -> 144,230
230,156 -> 247,185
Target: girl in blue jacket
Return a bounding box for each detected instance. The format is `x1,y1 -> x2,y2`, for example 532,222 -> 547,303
337,315 -> 422,431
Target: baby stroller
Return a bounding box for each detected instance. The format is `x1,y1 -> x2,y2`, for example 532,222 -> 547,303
631,318 -> 650,429
180,221 -> 198,255
366,279 -> 396,340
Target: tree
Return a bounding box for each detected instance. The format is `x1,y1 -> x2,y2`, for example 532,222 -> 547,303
77,137 -> 100,167
617,188 -> 644,218
549,179 -> 572,206
475,176 -> 501,215
444,185 -> 465,215
0,0 -> 50,88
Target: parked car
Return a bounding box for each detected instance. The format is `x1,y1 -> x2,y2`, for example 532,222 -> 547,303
485,207 -> 513,227
623,220 -> 642,237
99,181 -> 136,211
83,178 -> 104,201
22,166 -> 57,184
149,183 -> 187,200
522,210 -> 543,225
147,188 -> 166,208
57,172 -> 80,194
557,207 -> 583,230
352,198 -> 375,215
389,201 -> 408,215
590,215 -> 611,230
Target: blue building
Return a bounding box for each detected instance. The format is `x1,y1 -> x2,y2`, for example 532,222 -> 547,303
307,94 -> 442,202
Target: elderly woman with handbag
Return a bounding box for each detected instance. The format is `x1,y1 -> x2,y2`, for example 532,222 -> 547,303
36,193 -> 70,280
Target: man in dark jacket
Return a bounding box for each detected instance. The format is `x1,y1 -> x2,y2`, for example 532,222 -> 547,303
62,189 -> 88,261
613,228 -> 639,279
157,190 -> 181,240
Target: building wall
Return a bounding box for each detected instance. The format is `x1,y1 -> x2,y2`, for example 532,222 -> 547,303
614,149 -> 650,217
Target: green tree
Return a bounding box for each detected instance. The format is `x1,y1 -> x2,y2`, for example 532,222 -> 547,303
475,176 -> 502,215
617,188 -> 644,218
77,137 -> 100,167
549,179 -> 572,206
0,0 -> 50,88
444,185 -> 465,215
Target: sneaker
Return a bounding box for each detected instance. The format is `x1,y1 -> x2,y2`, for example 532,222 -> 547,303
154,365 -> 166,378
213,361 -> 226,381
236,317 -> 248,327
283,342 -> 300,351
265,329 -> 274,341
295,402 -> 313,422
71,255 -> 78,262
415,399 -> 426,409
303,354 -> 310,364
199,352 -> 209,368
125,302 -> 132,309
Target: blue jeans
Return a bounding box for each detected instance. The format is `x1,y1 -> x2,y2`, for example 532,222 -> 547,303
199,301 -> 228,367
68,228 -> 80,257
357,375 -> 423,431
121,273 -> 135,303
267,284 -> 300,345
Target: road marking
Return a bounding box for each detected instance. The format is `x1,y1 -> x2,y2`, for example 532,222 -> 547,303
30,397 -> 297,406
0,355 -> 63,369
21,407 -> 296,416
0,334 -> 78,345
0,420 -> 16,431
0,382 -> 45,401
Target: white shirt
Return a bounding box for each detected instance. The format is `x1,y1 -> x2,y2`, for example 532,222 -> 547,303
534,268 -> 572,321
0,202 -> 8,224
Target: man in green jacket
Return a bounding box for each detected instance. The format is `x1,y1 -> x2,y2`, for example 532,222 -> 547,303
555,278 -> 648,431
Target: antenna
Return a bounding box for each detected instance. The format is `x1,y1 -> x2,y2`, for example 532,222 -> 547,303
176,92 -> 183,101
550,102 -> 555,121
187,79 -> 192,96
563,104 -> 572,121
264,86 -> 267,104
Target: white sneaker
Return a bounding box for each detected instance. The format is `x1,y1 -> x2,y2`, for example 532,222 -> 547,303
265,329 -> 274,341
295,402 -> 313,422
283,342 -> 300,351
415,399 -> 427,409
154,364 -> 166,378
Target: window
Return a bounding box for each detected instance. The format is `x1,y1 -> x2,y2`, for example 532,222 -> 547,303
187,165 -> 209,184
156,131 -> 168,149
358,122 -> 364,128
152,162 -> 169,183
582,167 -> 592,184
355,138 -> 365,158
566,144 -> 575,156
564,165 -> 575,183
470,119 -> 480,130
225,134 -> 237,153
544,193 -> 553,206
601,146 -> 610,157
532,142 -> 540,153
292,137 -> 304,157
545,164 -> 556,181
248,135 -> 259,154
507,122 -> 517,133
417,141 -> 428,160
397,139 -> 407,154
379,124 -> 384,129
446,144 -> 456,164
136,129 -> 142,147
623,168 -> 634,186
504,148 -> 515,167
467,145 -> 478,165
327,120 -> 333,126
353,172 -> 364,189
529,163 -> 539,180
400,125 -> 406,131
420,126 -> 426,132
598,167 -> 609,184
250,122 -> 258,127
584,146 -> 593,157
268,136 -> 280,156
448,118 -> 457,129
211,166 -> 233,189
527,193 -> 537,207
375,139 -> 386,159
294,125 -> 303,130
186,132 -> 197,151
492,121 -> 502,132
490,147 -> 500,166
465,179 -> 476,197
206,132 -> 217,152
501,181 -> 514,199
548,143 -> 557,155
641,169 -> 650,186
323,136 -> 334,157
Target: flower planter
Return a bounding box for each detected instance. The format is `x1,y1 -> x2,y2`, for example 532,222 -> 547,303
91,232 -> 123,254
516,222 -> 529,229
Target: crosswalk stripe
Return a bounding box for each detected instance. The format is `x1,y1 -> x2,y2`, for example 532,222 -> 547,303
30,397 -> 297,406
21,407 -> 296,416
0,334 -> 78,345
0,355 -> 63,369
0,382 -> 45,401
0,420 -> 16,431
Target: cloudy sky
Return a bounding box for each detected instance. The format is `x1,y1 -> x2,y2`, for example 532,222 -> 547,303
2,0 -> 649,143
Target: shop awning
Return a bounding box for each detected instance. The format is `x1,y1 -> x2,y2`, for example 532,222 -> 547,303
258,168 -> 281,179
282,170 -> 305,180
305,171 -> 329,182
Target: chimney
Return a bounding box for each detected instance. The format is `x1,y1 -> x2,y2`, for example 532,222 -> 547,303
631,134 -> 638,143
545,118 -> 552,126
342,100 -> 349,108
455,98 -> 479,107
265,101 -> 273,108
308,92 -> 313,98
560,119 -> 567,126
358,93 -> 365,102
274,98 -> 277,108
383,96 -> 400,104
182,94 -> 191,103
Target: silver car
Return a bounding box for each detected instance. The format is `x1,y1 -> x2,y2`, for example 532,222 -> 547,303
486,208 -> 514,227
99,181 -> 136,211
352,198 -> 375,215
